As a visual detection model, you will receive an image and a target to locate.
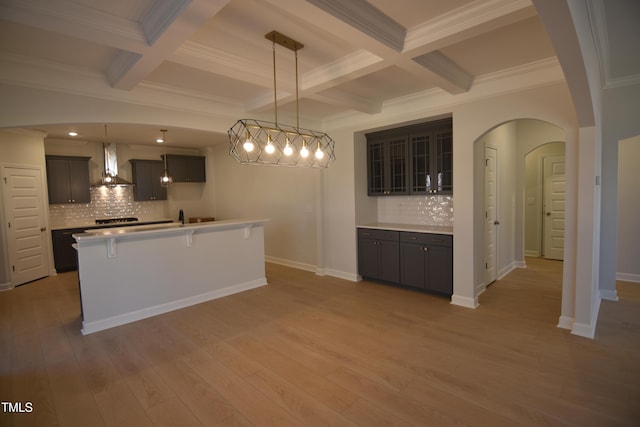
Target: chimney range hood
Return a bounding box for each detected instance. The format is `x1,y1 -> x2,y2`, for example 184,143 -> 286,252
92,142 -> 134,187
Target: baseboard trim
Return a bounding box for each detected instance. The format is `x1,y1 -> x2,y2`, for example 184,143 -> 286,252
81,278 -> 268,335
325,269 -> 359,282
497,262 -> 518,280
570,296 -> 601,339
557,315 -> 574,330
524,250 -> 539,257
451,294 -> 479,309
600,289 -> 618,301
616,272 -> 640,283
265,256 -> 316,273
0,282 -> 13,292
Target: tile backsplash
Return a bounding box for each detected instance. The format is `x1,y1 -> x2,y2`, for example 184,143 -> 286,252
49,186 -> 167,227
377,195 -> 453,226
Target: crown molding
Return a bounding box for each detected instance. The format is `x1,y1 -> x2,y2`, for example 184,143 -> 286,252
142,0 -> 191,45
405,0 -> 534,53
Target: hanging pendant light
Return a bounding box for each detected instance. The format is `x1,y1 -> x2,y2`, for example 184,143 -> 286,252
228,31 -> 336,168
159,129 -> 173,187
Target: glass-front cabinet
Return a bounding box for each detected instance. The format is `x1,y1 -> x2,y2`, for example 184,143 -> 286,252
366,118 -> 452,196
367,135 -> 409,196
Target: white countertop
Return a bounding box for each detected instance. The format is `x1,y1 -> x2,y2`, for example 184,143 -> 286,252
73,218 -> 270,242
358,222 -> 453,235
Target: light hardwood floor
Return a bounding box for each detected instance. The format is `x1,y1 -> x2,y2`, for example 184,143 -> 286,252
1,258 -> 638,426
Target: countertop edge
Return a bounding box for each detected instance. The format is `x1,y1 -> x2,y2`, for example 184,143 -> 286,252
357,223 -> 453,235
73,218 -> 270,242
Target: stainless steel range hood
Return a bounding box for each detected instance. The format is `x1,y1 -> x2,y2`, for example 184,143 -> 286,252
92,142 -> 134,187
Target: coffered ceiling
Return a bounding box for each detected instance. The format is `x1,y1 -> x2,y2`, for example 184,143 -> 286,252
0,0 -> 636,147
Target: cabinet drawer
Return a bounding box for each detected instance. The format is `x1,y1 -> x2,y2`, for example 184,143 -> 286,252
400,232 -> 452,247
358,228 -> 399,241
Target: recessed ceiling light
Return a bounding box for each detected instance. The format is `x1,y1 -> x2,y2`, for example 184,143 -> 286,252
156,138 -> 164,143
68,131 -> 78,136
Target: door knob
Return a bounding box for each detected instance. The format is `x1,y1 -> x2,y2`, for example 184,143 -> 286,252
494,220 -> 500,225
546,212 -> 551,216
40,226 -> 47,231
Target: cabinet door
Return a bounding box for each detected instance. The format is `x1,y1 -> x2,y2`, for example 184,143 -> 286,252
68,158 -> 91,203
426,244 -> 453,295
167,155 -> 206,182
434,127 -> 453,194
46,157 -> 72,204
52,229 -> 83,272
387,137 -> 409,195
378,239 -> 400,282
358,237 -> 380,278
400,243 -> 426,289
46,156 -> 90,204
410,131 -> 433,194
131,160 -> 167,201
367,140 -> 386,195
150,162 -> 168,200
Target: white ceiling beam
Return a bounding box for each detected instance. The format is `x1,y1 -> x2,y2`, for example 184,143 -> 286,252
308,90 -> 382,115
411,51 -> 473,94
304,0 -> 406,52
0,0 -> 147,52
108,0 -> 231,90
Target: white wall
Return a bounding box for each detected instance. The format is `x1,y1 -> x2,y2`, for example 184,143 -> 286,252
211,143 -> 319,272
617,136 -> 640,282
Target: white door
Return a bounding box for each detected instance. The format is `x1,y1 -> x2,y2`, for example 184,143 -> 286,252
2,166 -> 50,286
485,146 -> 498,285
543,156 -> 565,260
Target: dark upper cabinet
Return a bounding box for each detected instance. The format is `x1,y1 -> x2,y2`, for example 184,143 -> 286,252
366,118 -> 452,196
130,159 -> 167,201
366,135 -> 409,196
163,154 -> 206,182
46,156 -> 91,204
410,123 -> 452,195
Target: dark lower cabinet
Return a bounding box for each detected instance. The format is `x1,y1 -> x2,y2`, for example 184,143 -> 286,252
400,232 -> 453,295
357,228 -> 400,283
358,228 -> 453,296
51,228 -> 84,272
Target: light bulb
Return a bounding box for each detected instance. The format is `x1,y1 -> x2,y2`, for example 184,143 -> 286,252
300,146 -> 309,158
315,147 -> 324,160
265,136 -> 275,154
162,175 -> 170,183
283,140 -> 293,156
104,175 -> 112,183
243,138 -> 254,152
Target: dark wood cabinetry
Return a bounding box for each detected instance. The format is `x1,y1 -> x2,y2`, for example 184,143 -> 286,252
46,156 -> 91,204
130,159 -> 167,201
366,118 -> 452,196
366,135 -> 409,196
51,228 -> 84,272
400,232 -> 453,295
163,154 -> 206,182
358,228 -> 453,296
357,228 -> 400,282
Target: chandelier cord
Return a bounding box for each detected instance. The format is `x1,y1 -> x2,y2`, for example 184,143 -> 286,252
295,49 -> 299,130
272,40 -> 278,127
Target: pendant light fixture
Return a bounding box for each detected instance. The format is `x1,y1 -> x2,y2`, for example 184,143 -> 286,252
228,31 -> 336,168
159,129 -> 172,187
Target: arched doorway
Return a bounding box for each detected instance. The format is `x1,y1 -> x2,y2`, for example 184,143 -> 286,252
473,119 -> 565,295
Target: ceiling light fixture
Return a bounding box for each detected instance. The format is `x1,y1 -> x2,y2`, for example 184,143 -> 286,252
68,131 -> 78,137
228,31 -> 336,168
160,129 -> 172,187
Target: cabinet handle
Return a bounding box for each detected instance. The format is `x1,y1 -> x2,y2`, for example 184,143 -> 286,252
362,232 -> 371,236
409,237 -> 417,240
429,239 -> 444,243
422,246 -> 429,252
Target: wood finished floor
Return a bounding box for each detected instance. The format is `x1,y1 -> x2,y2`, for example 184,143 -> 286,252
1,258 -> 639,426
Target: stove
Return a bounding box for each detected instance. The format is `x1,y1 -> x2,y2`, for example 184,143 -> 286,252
95,217 -> 139,225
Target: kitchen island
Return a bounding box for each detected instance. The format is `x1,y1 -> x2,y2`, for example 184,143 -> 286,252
74,218 -> 269,335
